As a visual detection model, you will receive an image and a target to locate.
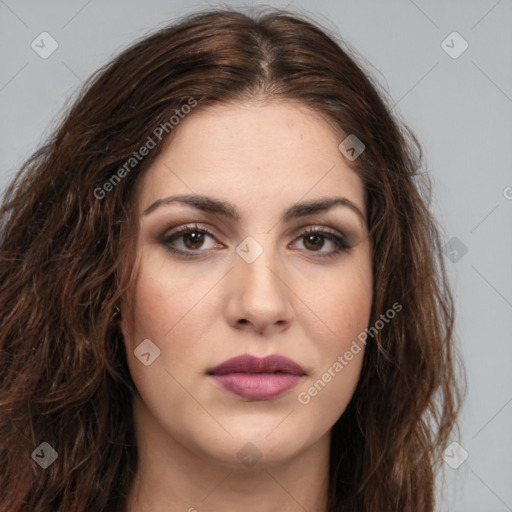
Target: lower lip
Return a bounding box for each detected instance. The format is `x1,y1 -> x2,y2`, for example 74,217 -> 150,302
210,373 -> 303,400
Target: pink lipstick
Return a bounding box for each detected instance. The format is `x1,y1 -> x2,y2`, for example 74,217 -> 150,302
207,354 -> 305,400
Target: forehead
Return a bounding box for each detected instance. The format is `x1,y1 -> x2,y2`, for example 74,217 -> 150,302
136,99 -> 365,219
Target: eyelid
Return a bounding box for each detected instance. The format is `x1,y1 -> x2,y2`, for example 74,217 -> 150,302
160,221 -> 225,241
290,226 -> 352,254
160,223 -> 221,247
159,222 -> 353,259
160,223 -> 348,244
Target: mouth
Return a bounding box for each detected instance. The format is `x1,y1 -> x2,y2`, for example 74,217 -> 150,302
206,354 -> 305,401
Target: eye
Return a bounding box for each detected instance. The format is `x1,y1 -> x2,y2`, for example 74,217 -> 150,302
291,227 -> 352,259
160,223 -> 221,257
160,224 -> 352,260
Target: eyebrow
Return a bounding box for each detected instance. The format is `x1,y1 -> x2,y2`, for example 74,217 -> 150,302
143,194 -> 366,222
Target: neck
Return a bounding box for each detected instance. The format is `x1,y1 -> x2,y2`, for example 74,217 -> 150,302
125,395 -> 331,512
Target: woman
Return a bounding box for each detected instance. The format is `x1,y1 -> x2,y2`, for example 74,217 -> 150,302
0,7 -> 462,512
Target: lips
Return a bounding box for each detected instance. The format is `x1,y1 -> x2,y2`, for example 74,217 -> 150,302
207,354 -> 305,376
207,354 -> 305,400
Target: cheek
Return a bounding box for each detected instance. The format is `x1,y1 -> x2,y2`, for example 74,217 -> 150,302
124,247 -> 215,346
293,247 -> 372,416
120,262 -> 211,421
302,245 -> 373,348
121,248 -> 223,390
294,292 -> 369,430
296,352 -> 363,432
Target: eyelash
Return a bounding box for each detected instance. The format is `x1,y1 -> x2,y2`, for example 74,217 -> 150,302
160,223 -> 352,260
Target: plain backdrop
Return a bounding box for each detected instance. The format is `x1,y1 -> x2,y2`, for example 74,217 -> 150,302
1,1 -> 511,510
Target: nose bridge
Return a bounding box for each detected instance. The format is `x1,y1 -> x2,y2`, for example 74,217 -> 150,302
225,233 -> 294,332
235,234 -> 283,297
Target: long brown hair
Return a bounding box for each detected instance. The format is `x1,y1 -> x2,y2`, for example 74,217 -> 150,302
0,7 -> 462,511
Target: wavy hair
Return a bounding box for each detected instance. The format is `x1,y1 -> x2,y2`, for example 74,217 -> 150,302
0,8 -> 462,511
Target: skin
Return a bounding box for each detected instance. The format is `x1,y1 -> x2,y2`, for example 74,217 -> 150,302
121,99 -> 373,512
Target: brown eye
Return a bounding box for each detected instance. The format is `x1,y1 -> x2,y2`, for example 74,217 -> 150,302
292,227 -> 351,259
160,224 -> 220,257
182,231 -> 206,250
303,233 -> 326,251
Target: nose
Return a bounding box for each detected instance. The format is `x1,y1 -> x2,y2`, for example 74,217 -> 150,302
224,244 -> 294,336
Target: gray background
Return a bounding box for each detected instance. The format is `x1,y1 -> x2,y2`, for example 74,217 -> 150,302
1,0 -> 511,510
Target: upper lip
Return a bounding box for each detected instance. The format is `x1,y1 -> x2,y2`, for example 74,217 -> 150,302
207,354 -> 305,376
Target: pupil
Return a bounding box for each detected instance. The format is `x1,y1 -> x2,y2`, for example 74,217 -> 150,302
185,232 -> 204,249
305,234 -> 323,251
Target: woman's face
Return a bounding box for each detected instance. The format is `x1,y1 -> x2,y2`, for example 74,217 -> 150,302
121,99 -> 373,468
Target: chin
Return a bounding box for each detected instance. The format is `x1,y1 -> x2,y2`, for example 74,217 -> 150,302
189,424 -> 319,470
